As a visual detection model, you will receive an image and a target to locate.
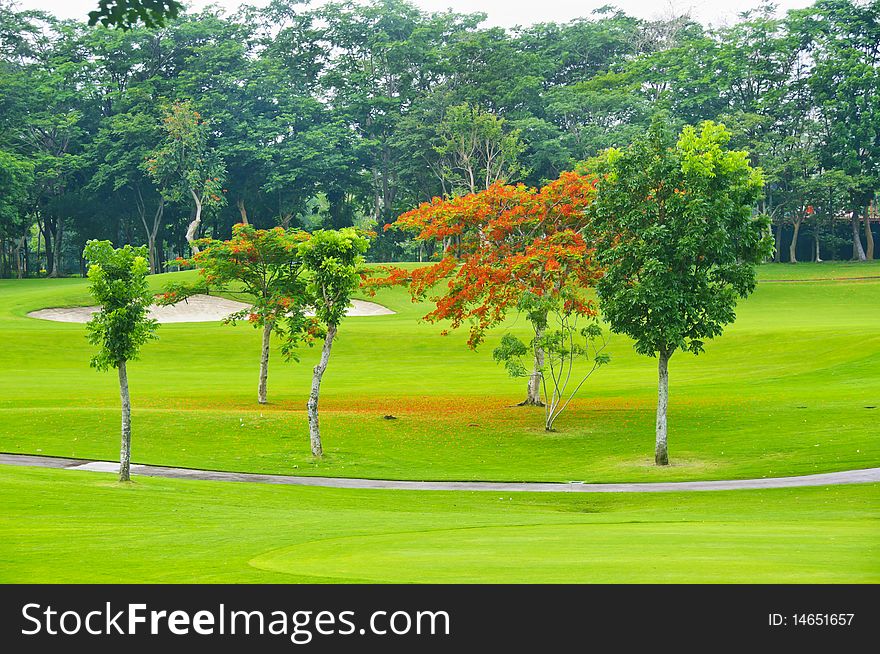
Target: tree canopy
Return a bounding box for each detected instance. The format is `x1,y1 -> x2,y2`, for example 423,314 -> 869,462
0,0 -> 876,278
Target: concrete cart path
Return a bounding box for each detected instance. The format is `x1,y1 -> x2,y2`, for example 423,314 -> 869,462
2,452 -> 879,493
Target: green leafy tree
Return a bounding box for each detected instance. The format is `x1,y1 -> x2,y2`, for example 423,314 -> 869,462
84,240 -> 159,482
791,0 -> 880,261
434,103 -> 526,196
298,228 -> 371,457
585,119 -> 770,465
145,101 -> 226,256
162,224 -> 314,405
90,106 -> 166,273
16,20 -> 90,278
0,149 -> 34,277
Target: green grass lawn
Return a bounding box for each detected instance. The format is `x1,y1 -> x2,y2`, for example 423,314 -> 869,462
1,465 -> 876,583
0,261 -> 877,482
1,260 -> 878,583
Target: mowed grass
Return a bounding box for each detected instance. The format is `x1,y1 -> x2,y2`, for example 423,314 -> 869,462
0,261 -> 878,482
1,465 -> 877,583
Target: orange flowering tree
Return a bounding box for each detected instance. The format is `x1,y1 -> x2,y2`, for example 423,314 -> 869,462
144,100 -> 226,255
161,223 -> 318,405
376,171 -> 607,412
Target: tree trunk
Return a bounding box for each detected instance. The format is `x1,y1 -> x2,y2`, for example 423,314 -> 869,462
852,213 -> 867,261
789,218 -> 800,263
655,347 -> 670,466
138,193 -> 164,275
307,323 -> 337,458
35,225 -> 42,276
50,217 -> 63,277
186,189 -> 203,255
814,232 -> 822,262
40,215 -> 53,276
22,233 -> 29,278
14,234 -> 27,278
865,205 -> 874,260
773,219 -> 782,263
118,361 -> 132,482
520,327 -> 545,407
258,322 -> 272,404
236,198 -> 249,225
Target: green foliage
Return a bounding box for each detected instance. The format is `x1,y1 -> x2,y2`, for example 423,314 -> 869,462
298,228 -> 371,327
2,0 -> 879,275
88,0 -> 183,30
434,103 -> 526,195
161,223 -> 321,360
83,240 -> 158,370
0,149 -> 33,237
585,119 -> 772,358
144,100 -> 226,213
493,333 -> 530,378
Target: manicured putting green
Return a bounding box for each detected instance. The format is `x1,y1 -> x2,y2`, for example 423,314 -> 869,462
1,466 -> 877,583
251,521 -> 876,583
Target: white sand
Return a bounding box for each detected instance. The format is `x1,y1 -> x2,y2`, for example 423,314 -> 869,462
27,294 -> 394,324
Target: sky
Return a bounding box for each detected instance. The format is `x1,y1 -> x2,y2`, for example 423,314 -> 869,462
17,0 -> 816,29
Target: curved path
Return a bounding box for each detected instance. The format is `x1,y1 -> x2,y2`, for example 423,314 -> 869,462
2,453 -> 878,493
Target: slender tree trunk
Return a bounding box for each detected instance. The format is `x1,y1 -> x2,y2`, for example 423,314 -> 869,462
307,323 -> 337,457
118,361 -> 132,482
22,233 -> 29,278
186,189 -> 203,255
773,219 -> 783,263
865,205 -> 874,260
35,226 -> 42,276
14,234 -> 27,278
138,192 -> 164,275
852,213 -> 867,261
258,322 -> 272,404
655,347 -> 670,466
520,327 -> 545,407
146,235 -> 157,274
789,218 -> 801,263
50,218 -> 63,277
814,232 -> 822,262
40,215 -> 53,276
236,198 -> 249,225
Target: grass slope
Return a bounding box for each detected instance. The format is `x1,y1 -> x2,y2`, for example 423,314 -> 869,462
0,261 -> 878,482
1,465 -> 877,583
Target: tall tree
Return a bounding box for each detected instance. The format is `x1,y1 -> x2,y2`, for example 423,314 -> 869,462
382,171 -> 600,407
585,120 -> 770,465
84,240 -> 159,482
163,224 -> 314,405
793,0 -> 880,261
433,103 -> 526,196
299,228 -> 370,457
145,100 -> 226,255
0,149 -> 34,277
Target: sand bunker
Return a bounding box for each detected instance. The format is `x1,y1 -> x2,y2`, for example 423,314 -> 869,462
27,294 -> 394,324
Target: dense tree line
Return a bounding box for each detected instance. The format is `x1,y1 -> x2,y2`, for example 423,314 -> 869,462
0,0 -> 877,277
